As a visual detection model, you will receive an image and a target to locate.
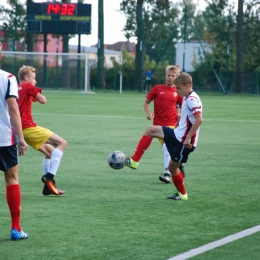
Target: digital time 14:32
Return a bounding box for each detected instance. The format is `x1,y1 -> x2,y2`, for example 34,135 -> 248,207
44,3 -> 77,16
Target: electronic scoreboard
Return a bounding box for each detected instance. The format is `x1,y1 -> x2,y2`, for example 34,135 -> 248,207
27,2 -> 91,34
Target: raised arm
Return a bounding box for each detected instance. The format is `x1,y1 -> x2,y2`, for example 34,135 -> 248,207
35,92 -> 47,104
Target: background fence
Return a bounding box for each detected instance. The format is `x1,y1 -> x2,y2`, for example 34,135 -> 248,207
1,51 -> 259,94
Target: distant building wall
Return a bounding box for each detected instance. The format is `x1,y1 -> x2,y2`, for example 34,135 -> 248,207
69,45 -> 121,68
176,42 -> 212,72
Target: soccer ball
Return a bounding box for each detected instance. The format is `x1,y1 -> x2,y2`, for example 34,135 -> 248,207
108,151 -> 126,170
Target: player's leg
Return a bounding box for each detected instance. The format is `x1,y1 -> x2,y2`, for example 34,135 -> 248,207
167,159 -> 188,200
44,133 -> 67,176
39,143 -> 53,175
125,126 -> 164,169
158,126 -> 186,181
41,133 -> 67,195
163,130 -> 195,200
158,139 -> 171,184
148,81 -> 151,91
1,146 -> 28,240
23,126 -> 66,195
158,126 -> 174,183
38,143 -> 64,196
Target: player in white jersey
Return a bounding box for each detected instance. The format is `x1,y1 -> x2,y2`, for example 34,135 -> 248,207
125,72 -> 203,200
0,42 -> 29,240
173,91 -> 202,148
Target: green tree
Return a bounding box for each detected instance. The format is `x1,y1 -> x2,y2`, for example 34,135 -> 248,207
120,0 -> 180,90
243,1 -> 260,72
0,0 -> 26,51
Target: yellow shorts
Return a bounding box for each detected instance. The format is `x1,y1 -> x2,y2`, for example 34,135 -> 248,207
23,126 -> 53,150
158,126 -> 174,146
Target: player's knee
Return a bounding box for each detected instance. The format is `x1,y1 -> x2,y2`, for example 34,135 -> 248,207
56,138 -> 67,152
144,126 -> 153,136
61,139 -> 67,151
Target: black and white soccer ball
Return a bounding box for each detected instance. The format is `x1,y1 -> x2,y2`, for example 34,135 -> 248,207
108,151 -> 126,170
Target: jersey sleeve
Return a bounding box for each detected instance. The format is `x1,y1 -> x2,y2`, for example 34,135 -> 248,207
146,86 -> 157,101
25,83 -> 42,97
6,74 -> 18,99
186,95 -> 202,116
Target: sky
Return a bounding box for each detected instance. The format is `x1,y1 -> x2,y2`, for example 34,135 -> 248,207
2,0 -> 209,47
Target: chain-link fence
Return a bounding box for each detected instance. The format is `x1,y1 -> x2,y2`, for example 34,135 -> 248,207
90,67 -> 260,95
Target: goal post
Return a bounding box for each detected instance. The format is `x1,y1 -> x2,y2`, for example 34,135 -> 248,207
1,51 -> 92,93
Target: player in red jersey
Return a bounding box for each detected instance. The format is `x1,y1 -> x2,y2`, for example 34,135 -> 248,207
17,65 -> 67,196
125,65 -> 185,183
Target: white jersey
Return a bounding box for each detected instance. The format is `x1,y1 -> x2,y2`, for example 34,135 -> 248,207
174,91 -> 202,147
0,69 -> 19,146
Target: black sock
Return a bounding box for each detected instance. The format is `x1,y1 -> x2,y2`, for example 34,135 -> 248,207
45,172 -> 54,180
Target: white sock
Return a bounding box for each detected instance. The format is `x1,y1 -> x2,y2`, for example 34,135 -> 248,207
48,148 -> 63,176
42,158 -> 50,175
163,143 -> 171,174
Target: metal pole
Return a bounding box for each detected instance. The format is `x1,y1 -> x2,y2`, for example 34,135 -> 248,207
182,5 -> 187,72
139,2 -> 143,92
77,34 -> 81,89
55,37 -> 59,90
43,33 -> 47,88
120,53 -> 122,94
225,6 -> 231,92
84,53 -> 88,93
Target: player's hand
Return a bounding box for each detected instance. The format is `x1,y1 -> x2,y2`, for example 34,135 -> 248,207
18,139 -> 28,156
183,137 -> 192,149
146,113 -> 154,120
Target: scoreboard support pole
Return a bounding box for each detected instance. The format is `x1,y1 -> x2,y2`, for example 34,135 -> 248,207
43,33 -> 48,87
77,34 -> 81,89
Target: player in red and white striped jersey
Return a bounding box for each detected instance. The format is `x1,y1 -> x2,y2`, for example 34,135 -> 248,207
0,42 -> 28,239
125,72 -> 203,200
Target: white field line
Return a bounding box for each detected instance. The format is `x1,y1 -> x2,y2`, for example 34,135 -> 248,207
33,113 -> 260,123
168,225 -> 260,260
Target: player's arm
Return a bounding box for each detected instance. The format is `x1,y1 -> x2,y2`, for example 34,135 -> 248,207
183,113 -> 203,149
35,92 -> 47,104
7,97 -> 28,155
175,106 -> 181,128
143,99 -> 154,120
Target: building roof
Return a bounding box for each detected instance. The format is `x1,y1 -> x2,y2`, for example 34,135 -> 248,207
91,41 -> 136,52
69,45 -> 121,55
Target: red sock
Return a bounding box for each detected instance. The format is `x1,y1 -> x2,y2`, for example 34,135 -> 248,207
6,184 -> 21,231
172,172 -> 186,195
131,135 -> 153,162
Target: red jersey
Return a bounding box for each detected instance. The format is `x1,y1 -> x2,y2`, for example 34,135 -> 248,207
17,82 -> 42,129
146,84 -> 183,126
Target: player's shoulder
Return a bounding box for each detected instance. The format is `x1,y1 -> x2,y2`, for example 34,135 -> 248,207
0,69 -> 15,80
153,84 -> 166,89
186,91 -> 202,104
19,82 -> 34,89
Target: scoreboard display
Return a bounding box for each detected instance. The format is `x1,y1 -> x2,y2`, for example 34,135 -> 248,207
27,2 -> 91,34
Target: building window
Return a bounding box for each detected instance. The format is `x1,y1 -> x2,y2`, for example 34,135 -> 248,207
110,56 -> 115,62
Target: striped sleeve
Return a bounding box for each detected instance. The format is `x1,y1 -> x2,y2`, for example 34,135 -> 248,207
6,74 -> 18,99
187,95 -> 202,116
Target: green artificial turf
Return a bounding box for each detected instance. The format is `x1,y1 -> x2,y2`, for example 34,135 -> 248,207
0,92 -> 259,260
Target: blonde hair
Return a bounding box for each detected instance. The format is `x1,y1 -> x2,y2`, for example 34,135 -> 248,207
18,65 -> 36,81
174,72 -> 192,86
165,65 -> 180,76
